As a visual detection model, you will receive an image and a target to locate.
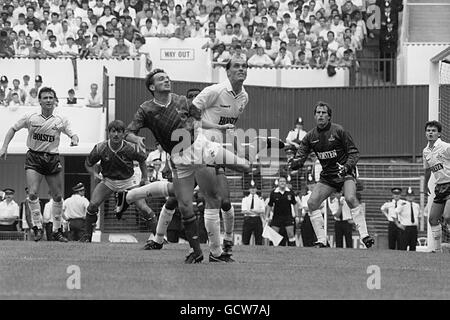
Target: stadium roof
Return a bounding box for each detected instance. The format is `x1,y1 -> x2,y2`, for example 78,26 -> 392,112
430,46 -> 450,63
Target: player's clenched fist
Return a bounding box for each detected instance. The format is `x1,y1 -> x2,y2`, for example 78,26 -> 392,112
288,157 -> 302,171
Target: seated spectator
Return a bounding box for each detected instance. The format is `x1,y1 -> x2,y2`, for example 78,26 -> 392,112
0,30 -> 14,58
174,18 -> 191,40
201,30 -> 220,51
248,45 -> 274,67
25,88 -> 39,106
8,92 -> 22,107
275,47 -> 292,67
212,42 -> 231,65
220,23 -> 235,45
140,18 -> 157,37
43,35 -> 63,58
156,15 -> 175,38
112,37 -> 130,59
339,49 -> 359,71
15,38 -> 29,57
85,83 -> 103,108
122,16 -> 139,42
67,89 -> 77,105
29,40 -> 47,59
0,188 -> 20,231
98,40 -> 113,58
286,33 -> 300,58
294,51 -> 309,66
264,38 -> 278,60
86,35 -> 101,57
190,20 -> 205,38
130,37 -> 151,59
62,36 -> 79,57
309,48 -> 326,68
231,45 -> 247,61
6,79 -> 26,105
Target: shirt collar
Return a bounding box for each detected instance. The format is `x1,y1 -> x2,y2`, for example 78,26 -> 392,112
225,79 -> 246,97
275,187 -> 290,193
428,138 -> 442,150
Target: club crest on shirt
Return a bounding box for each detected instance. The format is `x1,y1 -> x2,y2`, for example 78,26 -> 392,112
328,135 -> 335,142
287,194 -> 292,201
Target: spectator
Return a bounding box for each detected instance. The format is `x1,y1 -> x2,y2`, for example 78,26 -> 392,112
295,50 -> 309,66
274,46 -> 292,67
212,42 -> 231,65
42,193 -> 54,241
286,117 -> 307,149
25,88 -> 39,106
22,75 -> 31,95
174,18 -> 191,39
8,92 -> 22,107
15,38 -> 29,57
241,185 -> 266,245
286,33 -> 300,58
231,44 -> 247,60
7,79 -> 26,104
98,40 -> 113,58
140,17 -> 157,37
85,83 -> 103,108
220,23 -> 235,45
263,38 -> 277,60
380,22 -> 397,82
394,188 -> 420,251
248,45 -> 273,67
29,39 -> 47,59
309,48 -> 326,68
326,30 -> 339,54
34,75 -> 43,93
0,188 -> 20,231
0,30 -> 14,58
155,15 -> 175,38
67,89 -> 77,105
112,37 -> 130,59
190,20 -> 206,38
62,183 -> 89,241
62,36 -> 80,57
58,20 -> 76,46
87,35 -> 101,57
122,16 -> 139,42
328,191 -> 354,248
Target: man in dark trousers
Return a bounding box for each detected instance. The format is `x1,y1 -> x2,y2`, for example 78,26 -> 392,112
381,187 -> 404,249
241,184 -> 266,245
394,187 -> 420,251
379,22 -> 397,82
265,176 -> 299,246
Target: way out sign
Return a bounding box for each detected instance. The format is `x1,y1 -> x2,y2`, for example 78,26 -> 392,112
160,49 -> 195,60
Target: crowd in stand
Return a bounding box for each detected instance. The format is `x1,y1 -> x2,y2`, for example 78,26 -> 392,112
0,73 -> 102,106
0,0 -> 373,70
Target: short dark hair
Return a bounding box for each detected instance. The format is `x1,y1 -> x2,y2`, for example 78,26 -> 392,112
145,68 -> 166,95
107,119 -> 126,132
425,120 -> 442,132
38,87 -> 57,99
314,101 -> 332,117
186,88 -> 201,99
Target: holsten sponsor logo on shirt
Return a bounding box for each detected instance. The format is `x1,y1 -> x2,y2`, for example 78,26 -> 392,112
218,116 -> 238,125
430,163 -> 444,173
317,150 -> 337,159
32,132 -> 55,142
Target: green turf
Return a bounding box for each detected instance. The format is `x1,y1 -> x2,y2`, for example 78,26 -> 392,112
0,241 -> 449,300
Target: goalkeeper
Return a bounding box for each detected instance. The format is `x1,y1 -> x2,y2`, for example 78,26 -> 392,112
288,101 -> 375,248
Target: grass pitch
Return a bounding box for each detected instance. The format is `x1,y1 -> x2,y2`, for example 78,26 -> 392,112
0,241 -> 449,300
